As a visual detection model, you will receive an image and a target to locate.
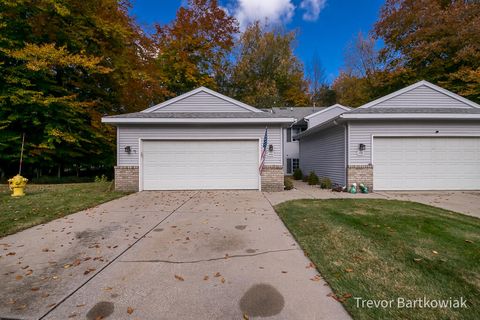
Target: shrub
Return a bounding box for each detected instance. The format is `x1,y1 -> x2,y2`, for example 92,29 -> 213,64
94,174 -> 109,183
302,175 -> 308,182
307,171 -> 319,185
319,177 -> 332,189
284,177 -> 294,190
292,168 -> 303,180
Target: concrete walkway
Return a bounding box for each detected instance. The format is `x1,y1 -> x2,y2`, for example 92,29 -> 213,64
0,191 -> 350,320
264,180 -> 480,219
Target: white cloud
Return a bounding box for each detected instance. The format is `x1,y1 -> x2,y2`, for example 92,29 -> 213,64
232,0 -> 296,29
300,0 -> 326,21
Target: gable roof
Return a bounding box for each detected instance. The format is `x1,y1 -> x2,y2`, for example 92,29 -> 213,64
142,87 -> 262,113
304,104 -> 351,120
261,107 -> 324,126
358,80 -> 480,110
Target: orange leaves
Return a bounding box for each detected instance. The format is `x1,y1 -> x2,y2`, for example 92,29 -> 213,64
127,306 -> 134,315
174,274 -> 185,281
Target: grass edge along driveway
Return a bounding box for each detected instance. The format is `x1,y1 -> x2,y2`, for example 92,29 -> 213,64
275,199 -> 480,320
1,182 -> 129,237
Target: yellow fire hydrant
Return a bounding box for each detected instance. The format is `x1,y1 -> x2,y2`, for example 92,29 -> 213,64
8,174 -> 28,197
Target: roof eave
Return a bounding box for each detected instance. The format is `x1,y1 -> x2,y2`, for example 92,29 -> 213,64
340,114 -> 480,120
101,117 -> 296,125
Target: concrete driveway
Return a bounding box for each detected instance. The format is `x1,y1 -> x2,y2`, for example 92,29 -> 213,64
0,191 -> 349,320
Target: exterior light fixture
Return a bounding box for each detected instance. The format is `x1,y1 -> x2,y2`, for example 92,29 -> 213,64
269,144 -> 274,152
359,143 -> 366,151
125,146 -> 132,154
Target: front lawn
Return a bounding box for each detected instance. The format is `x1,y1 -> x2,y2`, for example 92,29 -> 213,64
275,199 -> 480,320
0,182 -> 129,237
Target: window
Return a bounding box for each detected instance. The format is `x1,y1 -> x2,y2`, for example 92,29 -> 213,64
286,128 -> 292,142
292,128 -> 301,141
292,158 -> 300,171
287,158 -> 300,174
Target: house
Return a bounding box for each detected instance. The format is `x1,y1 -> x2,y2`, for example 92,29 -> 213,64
102,87 -> 295,192
261,107 -> 323,175
296,80 -> 480,191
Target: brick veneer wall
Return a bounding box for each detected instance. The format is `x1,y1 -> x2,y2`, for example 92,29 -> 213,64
261,165 -> 284,192
114,165 -> 285,192
347,165 -> 373,191
114,166 -> 139,192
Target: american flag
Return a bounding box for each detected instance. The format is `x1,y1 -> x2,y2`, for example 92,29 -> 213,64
259,127 -> 268,174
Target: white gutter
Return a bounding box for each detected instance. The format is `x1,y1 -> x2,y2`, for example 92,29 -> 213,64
341,113 -> 480,120
101,117 -> 296,124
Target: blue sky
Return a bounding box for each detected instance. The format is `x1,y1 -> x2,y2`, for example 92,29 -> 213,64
130,0 -> 385,83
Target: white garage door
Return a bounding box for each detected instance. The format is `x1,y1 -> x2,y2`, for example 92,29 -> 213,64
142,140 -> 259,190
373,137 -> 480,190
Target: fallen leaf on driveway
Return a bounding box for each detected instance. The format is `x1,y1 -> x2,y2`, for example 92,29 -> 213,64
310,275 -> 321,281
15,275 -> 23,280
127,306 -> 134,314
6,252 -> 16,256
174,274 -> 184,281
203,276 -> 209,281
214,272 -> 221,277
103,287 -> 113,291
30,287 -> 40,291
306,262 -> 314,269
220,277 -> 225,284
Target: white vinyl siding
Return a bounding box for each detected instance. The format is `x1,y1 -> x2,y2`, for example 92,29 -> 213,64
142,140 -> 259,190
299,125 -> 346,186
118,124 -> 282,167
153,91 -> 250,113
348,121 -> 480,165
370,85 -> 472,109
373,137 -> 480,190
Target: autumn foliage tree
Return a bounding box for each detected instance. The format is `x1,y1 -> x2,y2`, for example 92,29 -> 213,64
0,0 -> 167,178
154,0 -> 239,96
374,0 -> 480,103
229,22 -> 309,108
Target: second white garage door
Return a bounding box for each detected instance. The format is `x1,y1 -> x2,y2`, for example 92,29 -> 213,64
373,137 -> 480,190
142,140 -> 259,190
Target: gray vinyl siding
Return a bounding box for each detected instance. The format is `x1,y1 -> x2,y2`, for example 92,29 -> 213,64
153,91 -> 250,113
348,120 -> 480,165
370,85 -> 472,109
308,107 -> 347,128
117,124 -> 282,166
299,125 -> 346,186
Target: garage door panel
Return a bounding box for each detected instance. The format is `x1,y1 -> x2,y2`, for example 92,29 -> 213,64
374,137 -> 480,190
142,140 -> 259,190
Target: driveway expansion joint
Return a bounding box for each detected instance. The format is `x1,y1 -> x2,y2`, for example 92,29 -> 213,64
38,191 -> 200,320
117,248 -> 301,264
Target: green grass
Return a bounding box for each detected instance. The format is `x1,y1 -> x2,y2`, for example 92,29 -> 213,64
275,199 -> 480,320
0,182 -> 130,237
